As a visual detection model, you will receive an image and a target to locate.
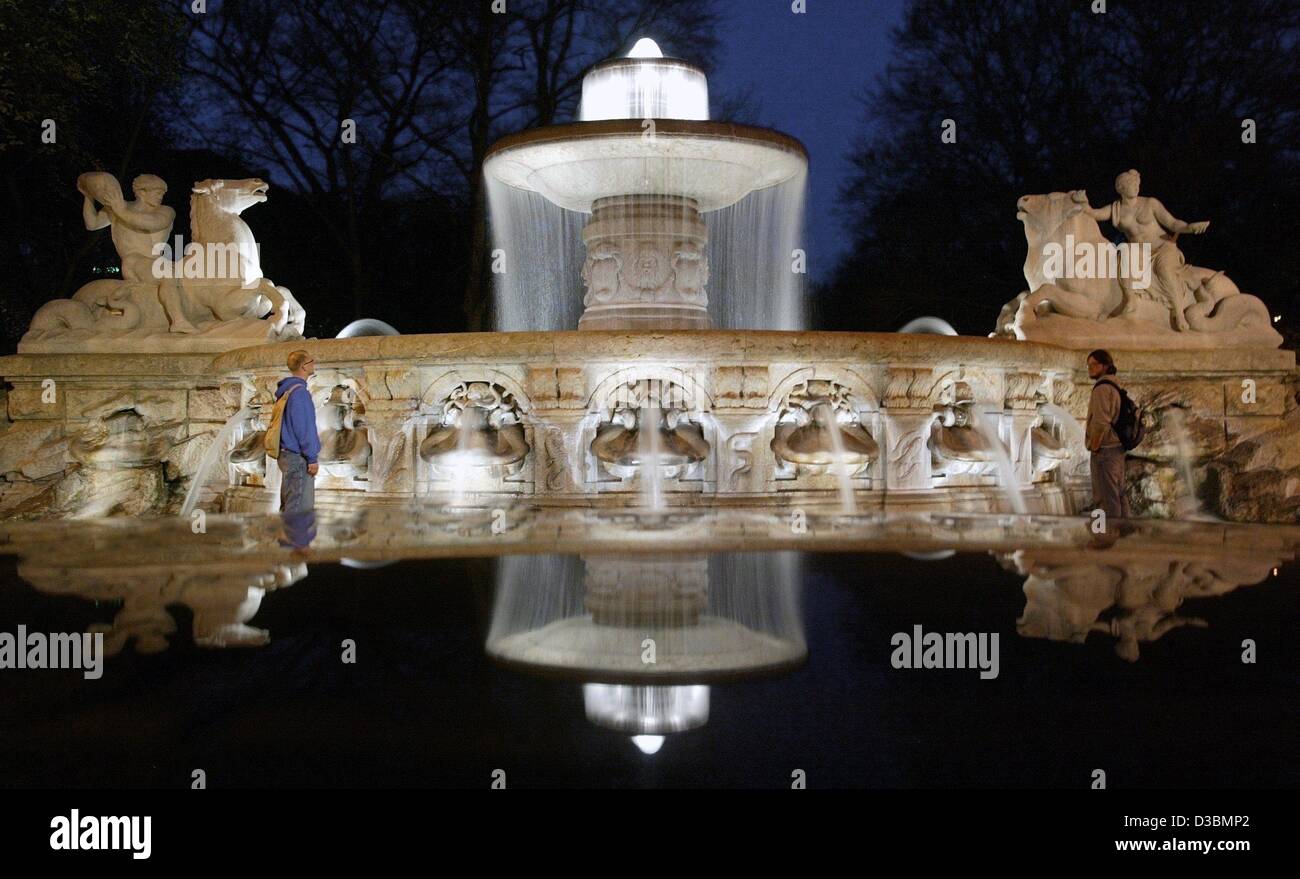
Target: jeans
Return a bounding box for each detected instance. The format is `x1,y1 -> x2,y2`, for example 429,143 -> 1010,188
279,452 -> 315,514
1089,445 -> 1130,520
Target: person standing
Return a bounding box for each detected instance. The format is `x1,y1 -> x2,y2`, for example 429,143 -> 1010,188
1085,349 -> 1130,520
275,350 -> 320,513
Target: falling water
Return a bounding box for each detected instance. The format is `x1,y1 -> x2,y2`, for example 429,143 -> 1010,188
1164,408 -> 1205,518
489,169 -> 807,332
449,408 -> 477,506
264,457 -> 282,513
816,401 -> 857,515
488,177 -> 588,332
180,406 -> 252,518
973,411 -> 1028,515
579,60 -> 709,122
1040,403 -> 1085,450
640,405 -> 664,510
336,318 -> 399,338
706,169 -> 808,330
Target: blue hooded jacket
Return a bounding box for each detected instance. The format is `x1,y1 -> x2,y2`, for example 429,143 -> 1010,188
275,376 -> 321,464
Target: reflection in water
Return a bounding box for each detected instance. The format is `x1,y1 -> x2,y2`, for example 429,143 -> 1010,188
1,508 -> 1294,669
17,559 -> 307,654
1002,550 -> 1277,661
488,552 -> 805,752
585,683 -> 710,753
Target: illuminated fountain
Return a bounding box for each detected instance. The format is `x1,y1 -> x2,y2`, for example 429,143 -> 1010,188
2,39 -> 1295,523
485,38 -> 806,331
487,552 -> 806,753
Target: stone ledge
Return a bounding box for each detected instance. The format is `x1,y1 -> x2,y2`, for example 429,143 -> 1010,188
0,353 -> 217,378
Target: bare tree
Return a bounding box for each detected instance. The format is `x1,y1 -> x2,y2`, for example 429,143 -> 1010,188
825,0 -> 1300,335
184,0 -> 463,317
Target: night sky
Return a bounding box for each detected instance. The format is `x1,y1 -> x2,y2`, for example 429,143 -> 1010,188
712,0 -> 907,279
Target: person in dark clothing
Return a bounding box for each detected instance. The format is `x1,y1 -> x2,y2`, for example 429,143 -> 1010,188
1085,349 -> 1130,520
276,349 -> 320,513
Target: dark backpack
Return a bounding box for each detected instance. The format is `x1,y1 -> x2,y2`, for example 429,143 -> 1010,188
1096,378 -> 1145,451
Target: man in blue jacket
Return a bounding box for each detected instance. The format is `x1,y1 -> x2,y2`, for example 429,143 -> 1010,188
276,349 -> 321,513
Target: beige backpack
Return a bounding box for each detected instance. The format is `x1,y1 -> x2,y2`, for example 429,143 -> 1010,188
264,384 -> 303,460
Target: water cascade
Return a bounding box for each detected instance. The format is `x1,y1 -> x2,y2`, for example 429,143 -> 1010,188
1164,408 -> 1206,518
640,405 -> 665,511
816,401 -> 857,514
486,38 -> 807,332
973,410 -> 1028,515
180,406 -> 252,518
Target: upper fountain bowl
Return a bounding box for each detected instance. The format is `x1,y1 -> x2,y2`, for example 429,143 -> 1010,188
485,37 -> 807,214
483,119 -> 808,213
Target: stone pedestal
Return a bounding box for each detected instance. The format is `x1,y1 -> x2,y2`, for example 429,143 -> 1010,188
578,195 -> 711,331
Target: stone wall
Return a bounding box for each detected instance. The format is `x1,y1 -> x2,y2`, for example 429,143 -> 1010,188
0,354 -> 236,518
1,333 -> 1295,522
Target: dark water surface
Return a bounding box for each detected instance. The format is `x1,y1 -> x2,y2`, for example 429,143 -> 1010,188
0,511 -> 1295,789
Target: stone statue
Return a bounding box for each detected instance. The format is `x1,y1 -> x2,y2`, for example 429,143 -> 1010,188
993,171 -> 1280,350
81,172 -> 175,285
20,172 -> 306,353
1077,169 -> 1207,330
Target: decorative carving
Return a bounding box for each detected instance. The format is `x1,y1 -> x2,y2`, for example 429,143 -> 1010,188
578,195 -> 711,329
581,242 -> 622,306
888,430 -> 928,485
367,422 -> 411,492
318,385 -> 371,473
883,368 -> 955,409
1030,421 -> 1069,473
929,406 -> 1000,477
583,555 -> 709,626
589,378 -> 710,475
419,382 -> 528,476
543,426 -> 570,491
725,431 -> 758,488
1004,371 -> 1044,410
1005,550 -> 1275,662
770,379 -> 877,475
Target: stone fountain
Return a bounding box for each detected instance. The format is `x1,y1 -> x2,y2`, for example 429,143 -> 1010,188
0,40 -> 1296,523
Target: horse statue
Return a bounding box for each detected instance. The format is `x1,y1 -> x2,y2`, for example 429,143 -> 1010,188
22,172 -> 304,351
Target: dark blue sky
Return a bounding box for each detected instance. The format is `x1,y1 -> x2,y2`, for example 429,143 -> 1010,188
711,0 -> 908,279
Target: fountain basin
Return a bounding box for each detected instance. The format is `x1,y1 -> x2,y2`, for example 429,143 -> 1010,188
484,120 -> 807,213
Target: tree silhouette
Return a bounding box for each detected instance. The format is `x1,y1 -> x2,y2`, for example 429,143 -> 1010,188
821,0 -> 1300,342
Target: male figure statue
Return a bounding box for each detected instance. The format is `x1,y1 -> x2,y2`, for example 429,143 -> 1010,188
79,172 -> 199,333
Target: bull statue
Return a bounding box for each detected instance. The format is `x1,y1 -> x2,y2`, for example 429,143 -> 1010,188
994,171 -> 1280,350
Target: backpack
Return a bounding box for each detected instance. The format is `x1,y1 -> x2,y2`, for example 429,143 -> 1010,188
264,384 -> 302,460
1096,378 -> 1145,451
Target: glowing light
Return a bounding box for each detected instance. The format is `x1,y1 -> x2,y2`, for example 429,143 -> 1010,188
898,316 -> 958,336
632,735 -> 665,755
579,43 -> 708,122
628,38 -> 663,59
337,318 -> 399,338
